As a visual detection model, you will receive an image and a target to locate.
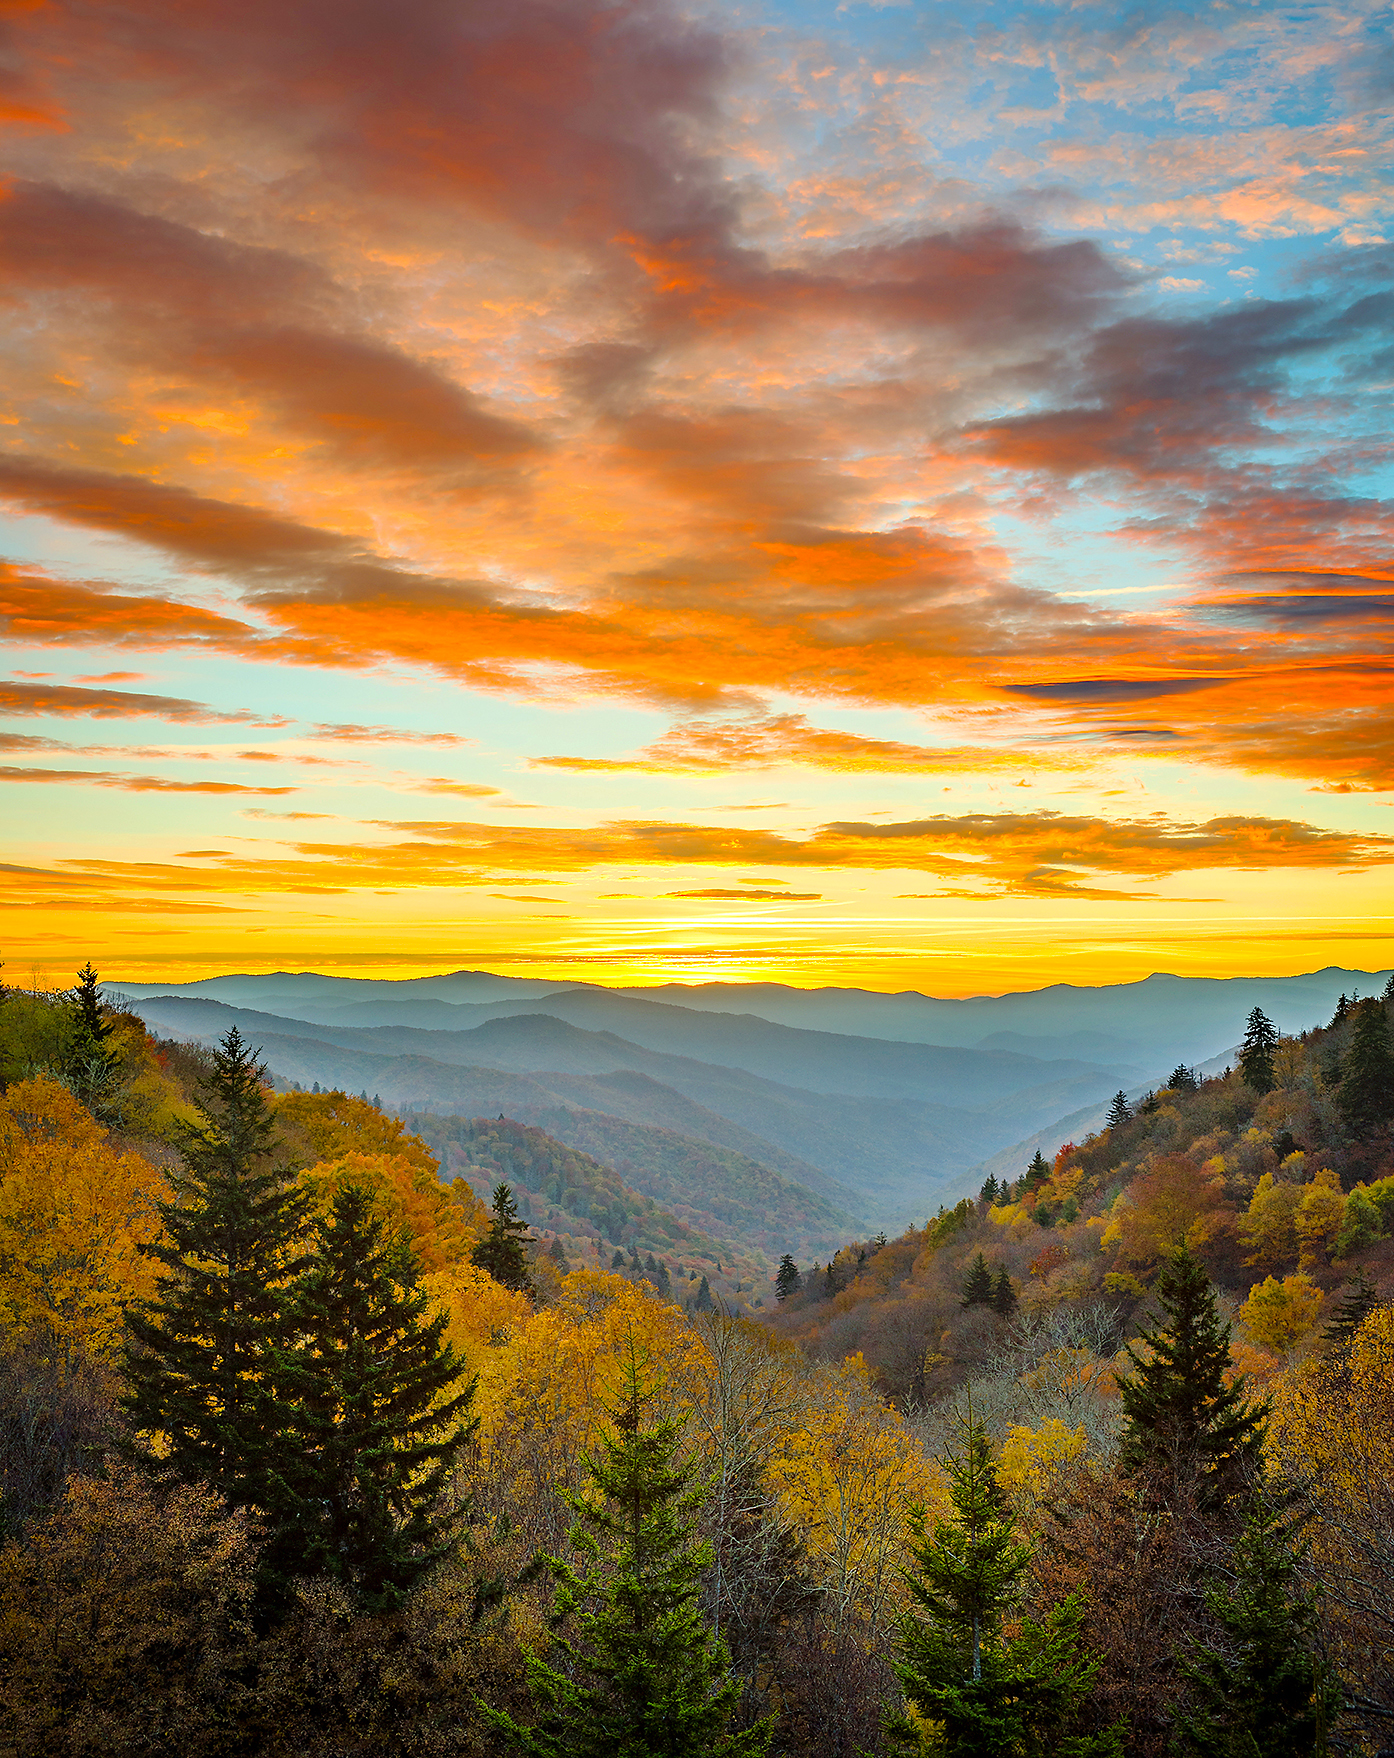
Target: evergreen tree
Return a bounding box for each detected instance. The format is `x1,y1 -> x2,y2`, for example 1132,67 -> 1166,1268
991,1269 -> 1018,1318
654,1261 -> 673,1301
1383,973 -> 1394,1004
1321,1269 -> 1382,1352
1168,1065 -> 1199,1094
613,1250 -> 628,1270
1336,1002 -> 1394,1138
472,1182 -> 534,1293
774,1255 -> 802,1302
63,961 -> 122,1116
980,1174 -> 1001,1204
1239,1009 -> 1279,1095
1025,1149 -> 1050,1189
1173,1491 -> 1340,1757
548,1236 -> 570,1273
1117,1244 -> 1266,1510
482,1347 -> 770,1758
1331,994 -> 1350,1027
1106,1091 -> 1132,1130
961,1252 -> 994,1309
886,1409 -> 1122,1758
267,1184 -> 477,1612
694,1275 -> 714,1314
121,1029 -> 313,1511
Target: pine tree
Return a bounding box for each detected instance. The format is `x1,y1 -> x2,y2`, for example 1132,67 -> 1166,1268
961,1252 -> 994,1309
886,1409 -> 1122,1757
1173,1491 -> 1340,1757
694,1275 -> 714,1314
991,1269 -> 1018,1317
481,1346 -> 771,1758
1106,1091 -> 1132,1130
472,1182 -> 534,1293
1336,1002 -> 1394,1138
1321,1269 -> 1381,1351
1168,1065 -> 1199,1094
1383,973 -> 1394,1004
1240,1009 -> 1279,1094
548,1236 -> 570,1273
774,1255 -> 802,1302
613,1250 -> 628,1270
63,961 -> 122,1117
1331,994 -> 1350,1027
121,1028 -> 313,1511
654,1261 -> 673,1301
980,1175 -> 1001,1204
1117,1244 -> 1266,1510
1025,1149 -> 1050,1189
265,1184 -> 476,1612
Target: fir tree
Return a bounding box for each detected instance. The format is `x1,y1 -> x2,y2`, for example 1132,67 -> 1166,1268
1321,1269 -> 1382,1352
63,961 -> 122,1117
1239,1009 -> 1279,1095
886,1409 -> 1122,1758
774,1255 -> 802,1302
1336,1002 -> 1394,1138
482,1346 -> 771,1758
991,1269 -> 1018,1318
980,1174 -> 1002,1204
548,1236 -> 570,1272
1173,1491 -> 1340,1757
265,1184 -> 476,1612
472,1182 -> 534,1293
1331,994 -> 1350,1027
1117,1244 -> 1266,1510
654,1261 -> 673,1301
1383,973 -> 1394,1004
694,1275 -> 714,1314
613,1250 -> 628,1270
1025,1149 -> 1050,1189
1168,1065 -> 1199,1094
1106,1091 -> 1132,1130
961,1252 -> 994,1309
121,1028 -> 313,1511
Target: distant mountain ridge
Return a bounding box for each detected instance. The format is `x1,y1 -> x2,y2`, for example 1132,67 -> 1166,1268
114,964 -> 1389,1234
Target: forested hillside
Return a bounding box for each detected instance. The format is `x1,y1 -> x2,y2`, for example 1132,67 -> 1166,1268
2,967 -> 1391,1757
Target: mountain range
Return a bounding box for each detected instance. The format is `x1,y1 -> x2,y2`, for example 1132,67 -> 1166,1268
114,964 -> 1389,1260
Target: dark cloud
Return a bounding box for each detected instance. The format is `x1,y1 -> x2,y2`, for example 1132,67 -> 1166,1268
1002,677 -> 1229,703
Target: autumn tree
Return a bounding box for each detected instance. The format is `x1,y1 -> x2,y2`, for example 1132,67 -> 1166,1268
472,1181 -> 534,1294
1172,1492 -> 1339,1757
121,1028 -> 313,1511
885,1409 -> 1122,1757
1117,1244 -> 1266,1510
265,1183 -> 477,1613
482,1343 -> 770,1758
1239,1009 -> 1278,1095
1337,1001 -> 1394,1138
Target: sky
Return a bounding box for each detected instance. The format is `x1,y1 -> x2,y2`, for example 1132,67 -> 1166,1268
2,0 -> 1393,995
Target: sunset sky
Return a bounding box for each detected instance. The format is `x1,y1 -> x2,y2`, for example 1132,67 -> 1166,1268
3,0 -> 1393,993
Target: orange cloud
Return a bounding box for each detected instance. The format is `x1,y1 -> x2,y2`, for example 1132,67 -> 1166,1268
0,766 -> 297,794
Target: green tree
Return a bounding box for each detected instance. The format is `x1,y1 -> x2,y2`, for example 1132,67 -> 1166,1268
1025,1150 -> 1050,1189
961,1252 -> 994,1309
121,1028 -> 311,1511
482,1346 -> 770,1758
774,1255 -> 802,1302
980,1174 -> 1002,1204
1173,1492 -> 1339,1757
62,961 -> 122,1118
1336,1002 -> 1394,1139
991,1269 -> 1018,1318
1239,1009 -> 1279,1095
1321,1269 -> 1382,1352
472,1181 -> 534,1293
1116,1244 -> 1266,1510
693,1275 -> 714,1314
1169,1065 -> 1199,1094
266,1184 -> 477,1612
886,1410 -> 1122,1757
1331,1188 -> 1385,1260
1106,1091 -> 1132,1130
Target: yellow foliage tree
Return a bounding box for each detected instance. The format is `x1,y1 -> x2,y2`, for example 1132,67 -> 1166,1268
0,1076 -> 168,1369
1101,1154 -> 1227,1267
1238,1273 -> 1322,1355
298,1150 -> 485,1273
1237,1171 -> 1301,1269
1294,1167 -> 1345,1269
997,1418 -> 1088,1499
